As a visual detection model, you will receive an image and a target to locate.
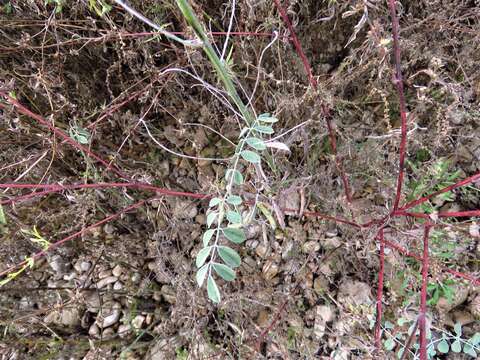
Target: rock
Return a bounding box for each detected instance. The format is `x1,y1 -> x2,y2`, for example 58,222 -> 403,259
132,315 -> 145,330
84,292 -> 101,313
469,293 -> 480,320
112,265 -> 124,277
161,285 -> 176,304
95,301 -> 121,328
98,269 -> 112,279
314,275 -> 328,295
48,255 -> 70,274
146,336 -> 183,360
314,305 -> 335,339
103,223 -> 115,234
337,280 -> 372,307
245,224 -> 261,240
436,285 -> 469,313
173,200 -> 197,219
302,241 -> 320,253
256,310 -> 270,327
113,281 -> 123,291
255,244 -> 269,258
88,323 -> 100,338
118,324 -> 131,338
323,236 -> 341,250
63,272 -> 76,281
131,272 -> 142,284
262,261 -> 279,281
97,276 -> 118,289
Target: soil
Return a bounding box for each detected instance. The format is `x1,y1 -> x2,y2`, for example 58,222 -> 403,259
0,1 -> 479,359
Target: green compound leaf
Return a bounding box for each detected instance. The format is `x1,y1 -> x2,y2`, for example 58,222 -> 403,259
226,195 -> 242,206
212,263 -> 235,281
240,150 -> 260,163
225,169 -> 243,185
254,125 -> 274,134
437,339 -> 449,353
258,113 -> 278,123
384,338 -> 395,351
207,275 -> 221,303
226,210 -> 242,224
245,137 -> 266,150
451,340 -> 462,353
454,323 -> 462,337
206,211 -> 218,227
196,246 -> 212,268
223,227 -> 246,244
463,344 -> 477,357
218,246 -> 241,268
196,264 -> 209,287
209,197 -> 221,208
203,229 -> 216,246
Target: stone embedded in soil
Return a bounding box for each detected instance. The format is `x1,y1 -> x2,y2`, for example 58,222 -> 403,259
88,323 -> 100,338
302,240 -> 320,253
436,284 -> 469,313
95,301 -> 121,328
48,254 -> 70,274
112,264 -> 124,277
132,315 -> 145,330
262,261 -> 279,281
469,293 -> 480,320
97,276 -> 118,289
161,285 -> 176,304
314,305 -> 335,339
337,280 -> 372,307
118,324 -> 131,338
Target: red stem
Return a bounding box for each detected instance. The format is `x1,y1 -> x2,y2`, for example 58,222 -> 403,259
374,228 -> 385,353
419,225 -> 431,360
0,93 -> 128,179
388,0 -> 409,211
400,170 -> 480,211
0,198 -> 147,278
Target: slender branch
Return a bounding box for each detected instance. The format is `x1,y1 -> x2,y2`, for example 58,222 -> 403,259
388,0 -> 409,211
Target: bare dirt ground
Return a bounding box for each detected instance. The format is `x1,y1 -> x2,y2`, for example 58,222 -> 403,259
0,1 -> 479,359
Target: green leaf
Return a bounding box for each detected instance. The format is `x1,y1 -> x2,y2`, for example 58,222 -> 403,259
384,338 -> 395,351
454,322 -> 462,337
207,212 -> 217,227
225,169 -> 243,185
384,321 -> 395,330
246,137 -> 266,150
223,227 -> 246,244
196,264 -> 209,287
240,150 -> 260,163
226,195 -> 242,206
212,263 -> 236,281
437,339 -> 449,353
227,210 -> 242,224
451,340 -> 462,353
207,275 -> 221,303
209,197 -> 221,207
203,229 -> 216,246
0,204 -> 6,225
463,344 -> 477,357
258,113 -> 278,123
469,333 -> 480,346
254,125 -> 274,134
196,246 -> 212,268
218,246 -> 241,268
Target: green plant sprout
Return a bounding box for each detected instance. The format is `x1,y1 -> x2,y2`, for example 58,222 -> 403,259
406,158 -> 460,214
176,0 -> 285,302
383,319 -> 480,359
0,226 -> 50,286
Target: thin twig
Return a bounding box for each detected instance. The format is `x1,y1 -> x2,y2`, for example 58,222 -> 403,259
388,0 -> 409,211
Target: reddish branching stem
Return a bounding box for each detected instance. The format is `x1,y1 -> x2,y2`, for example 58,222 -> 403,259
0,93 -> 128,179
374,228 -> 386,353
0,199 -> 147,278
272,0 -> 352,204
387,0 -> 409,211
